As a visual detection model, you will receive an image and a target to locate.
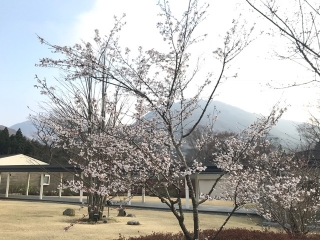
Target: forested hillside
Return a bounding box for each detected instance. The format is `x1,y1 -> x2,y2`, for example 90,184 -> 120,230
0,127 -> 68,164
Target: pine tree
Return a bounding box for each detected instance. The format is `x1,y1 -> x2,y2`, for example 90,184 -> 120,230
0,128 -> 10,154
15,128 -> 26,153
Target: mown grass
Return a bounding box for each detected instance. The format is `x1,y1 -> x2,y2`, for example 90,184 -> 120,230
0,200 -> 264,240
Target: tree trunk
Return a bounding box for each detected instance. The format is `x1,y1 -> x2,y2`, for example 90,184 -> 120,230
212,205 -> 238,239
176,215 -> 192,240
185,175 -> 200,240
87,174 -> 106,221
87,192 -> 106,221
192,203 -> 199,239
171,203 -> 192,240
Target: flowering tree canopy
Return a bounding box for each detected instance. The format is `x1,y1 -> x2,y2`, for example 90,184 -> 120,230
31,1 -> 283,239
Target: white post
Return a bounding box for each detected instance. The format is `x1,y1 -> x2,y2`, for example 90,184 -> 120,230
141,187 -> 145,203
5,173 -> 10,197
39,173 -> 44,200
127,189 -> 131,205
195,172 -> 199,202
185,177 -> 189,209
127,172 -> 131,205
79,172 -> 83,202
59,173 -> 63,198
26,172 -> 30,196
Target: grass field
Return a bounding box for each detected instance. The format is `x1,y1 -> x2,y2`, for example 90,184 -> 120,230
0,200 -> 264,240
64,195 -> 255,208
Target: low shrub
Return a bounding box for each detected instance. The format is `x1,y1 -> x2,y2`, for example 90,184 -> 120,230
10,185 -> 79,196
9,185 -> 39,195
117,232 -> 183,240
44,190 -> 58,196
27,186 -> 40,195
115,228 -> 320,240
9,184 -> 25,194
62,188 -> 78,196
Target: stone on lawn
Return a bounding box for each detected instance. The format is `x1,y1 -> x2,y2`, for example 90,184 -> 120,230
63,208 -> 75,216
127,220 -> 140,225
117,209 -> 126,217
126,214 -> 136,217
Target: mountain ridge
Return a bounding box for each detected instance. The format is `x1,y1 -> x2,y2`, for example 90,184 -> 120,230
145,100 -> 302,146
0,125 -> 17,136
2,101 -> 302,145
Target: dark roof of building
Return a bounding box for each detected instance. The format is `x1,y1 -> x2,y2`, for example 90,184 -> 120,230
295,149 -> 320,167
201,162 -> 223,173
0,164 -> 82,173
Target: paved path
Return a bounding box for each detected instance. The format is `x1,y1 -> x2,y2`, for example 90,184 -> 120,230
0,194 -> 257,215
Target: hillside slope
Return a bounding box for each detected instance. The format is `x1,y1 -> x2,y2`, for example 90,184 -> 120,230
0,125 -> 17,136
6,101 -> 302,145
146,100 -> 301,145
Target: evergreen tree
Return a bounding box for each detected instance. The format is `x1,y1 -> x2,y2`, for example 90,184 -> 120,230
15,128 -> 26,153
0,128 -> 10,154
9,135 -> 17,154
0,127 -> 68,164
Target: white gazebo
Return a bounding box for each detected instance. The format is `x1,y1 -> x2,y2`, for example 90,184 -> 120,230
0,154 -> 83,201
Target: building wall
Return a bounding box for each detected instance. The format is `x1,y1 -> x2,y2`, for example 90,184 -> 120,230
194,173 -> 232,198
0,171 -> 231,198
0,172 -> 75,194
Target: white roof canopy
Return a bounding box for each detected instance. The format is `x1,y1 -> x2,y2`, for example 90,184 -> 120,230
0,154 -> 48,166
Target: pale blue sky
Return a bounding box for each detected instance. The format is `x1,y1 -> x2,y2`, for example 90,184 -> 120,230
0,0 -> 318,127
0,0 -> 94,126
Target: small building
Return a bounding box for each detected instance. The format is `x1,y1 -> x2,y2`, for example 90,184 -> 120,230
193,162 -> 227,198
0,154 -> 83,200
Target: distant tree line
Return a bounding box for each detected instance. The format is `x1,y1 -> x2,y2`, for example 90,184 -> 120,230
0,128 -> 31,155
0,127 -> 68,164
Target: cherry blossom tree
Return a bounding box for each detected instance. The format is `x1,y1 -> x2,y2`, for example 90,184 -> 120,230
241,3 -> 320,235
298,114 -> 320,149
253,154 -> 320,237
33,71 -> 134,221
185,126 -> 236,164
32,0 -> 273,239
246,0 -> 320,87
214,106 -> 320,237
241,1 -> 320,231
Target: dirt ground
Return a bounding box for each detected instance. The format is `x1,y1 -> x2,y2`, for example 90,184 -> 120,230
0,200 -> 264,240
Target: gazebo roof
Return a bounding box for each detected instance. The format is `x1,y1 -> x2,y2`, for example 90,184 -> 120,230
0,154 -> 81,172
0,154 -> 48,166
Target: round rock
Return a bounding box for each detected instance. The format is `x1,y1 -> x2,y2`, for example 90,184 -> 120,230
63,208 -> 75,216
127,220 -> 140,225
